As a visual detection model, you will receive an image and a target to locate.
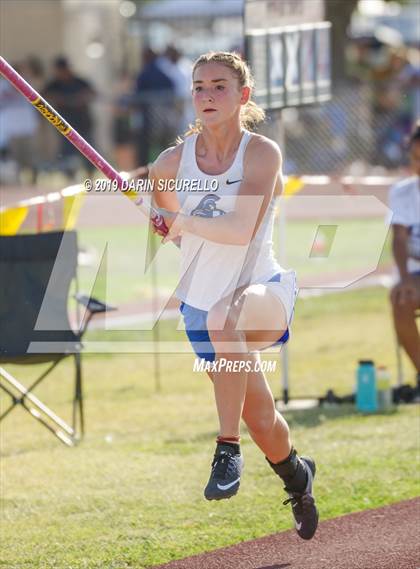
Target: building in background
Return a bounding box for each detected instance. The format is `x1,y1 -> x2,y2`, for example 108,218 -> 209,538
0,0 -> 418,178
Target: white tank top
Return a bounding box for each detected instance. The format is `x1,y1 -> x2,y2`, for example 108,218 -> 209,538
175,130 -> 282,310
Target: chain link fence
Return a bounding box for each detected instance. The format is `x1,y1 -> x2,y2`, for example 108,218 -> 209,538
281,80 -> 418,175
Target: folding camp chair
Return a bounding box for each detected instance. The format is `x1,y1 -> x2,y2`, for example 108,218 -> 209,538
0,230 -> 113,446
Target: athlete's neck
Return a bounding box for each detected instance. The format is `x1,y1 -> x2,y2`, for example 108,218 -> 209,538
197,123 -> 244,164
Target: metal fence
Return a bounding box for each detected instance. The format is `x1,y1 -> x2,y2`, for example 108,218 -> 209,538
281,80 -> 417,175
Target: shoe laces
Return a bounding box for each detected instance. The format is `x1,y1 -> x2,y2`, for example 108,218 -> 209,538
283,493 -> 299,507
211,451 -> 233,479
283,491 -> 312,512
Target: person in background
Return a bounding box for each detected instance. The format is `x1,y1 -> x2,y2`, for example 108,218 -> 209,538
0,75 -> 17,183
44,56 -> 95,178
0,62 -> 39,185
389,122 -> 420,394
25,56 -> 58,173
133,47 -> 176,165
112,69 -> 136,171
160,45 -> 194,132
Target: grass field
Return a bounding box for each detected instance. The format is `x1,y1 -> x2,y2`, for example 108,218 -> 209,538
1,286 -> 419,569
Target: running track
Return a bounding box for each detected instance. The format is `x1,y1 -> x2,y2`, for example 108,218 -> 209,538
152,498 -> 420,569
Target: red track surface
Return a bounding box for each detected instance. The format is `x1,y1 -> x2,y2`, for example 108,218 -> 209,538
153,498 -> 420,569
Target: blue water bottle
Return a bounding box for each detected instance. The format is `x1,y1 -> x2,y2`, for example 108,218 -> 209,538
356,360 -> 377,413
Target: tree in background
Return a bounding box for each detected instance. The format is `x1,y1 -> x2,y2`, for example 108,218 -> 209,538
325,0 -> 409,81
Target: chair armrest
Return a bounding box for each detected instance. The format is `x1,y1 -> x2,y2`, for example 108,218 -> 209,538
74,294 -> 116,314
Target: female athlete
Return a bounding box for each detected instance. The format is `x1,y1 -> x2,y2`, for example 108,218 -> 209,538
148,51 -> 318,540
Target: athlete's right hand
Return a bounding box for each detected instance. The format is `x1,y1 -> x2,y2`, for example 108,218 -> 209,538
150,221 -> 181,247
150,218 -> 169,238
150,216 -> 182,247
162,212 -> 188,244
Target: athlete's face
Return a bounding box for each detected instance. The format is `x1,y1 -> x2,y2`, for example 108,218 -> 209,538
409,140 -> 420,176
192,62 -> 250,126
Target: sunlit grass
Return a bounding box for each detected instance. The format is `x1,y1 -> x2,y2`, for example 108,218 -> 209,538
1,287 -> 418,569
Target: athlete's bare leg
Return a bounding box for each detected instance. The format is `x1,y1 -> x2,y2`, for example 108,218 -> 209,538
207,359 -> 291,463
207,285 -> 288,446
242,356 -> 292,462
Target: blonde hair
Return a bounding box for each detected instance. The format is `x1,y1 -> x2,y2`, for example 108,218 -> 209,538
181,51 -> 265,139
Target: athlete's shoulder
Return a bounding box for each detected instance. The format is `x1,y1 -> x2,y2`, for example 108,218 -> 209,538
151,143 -> 184,179
246,133 -> 281,158
245,133 -> 282,167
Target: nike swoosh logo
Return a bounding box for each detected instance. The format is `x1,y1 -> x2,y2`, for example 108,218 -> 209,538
226,179 -> 242,185
295,521 -> 302,531
216,478 -> 240,491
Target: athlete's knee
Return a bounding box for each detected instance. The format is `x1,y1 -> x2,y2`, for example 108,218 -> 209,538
392,298 -> 418,318
390,287 -> 404,310
390,285 -> 419,313
238,287 -> 288,332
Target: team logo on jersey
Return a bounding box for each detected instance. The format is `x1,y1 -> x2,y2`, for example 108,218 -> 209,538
191,195 -> 225,218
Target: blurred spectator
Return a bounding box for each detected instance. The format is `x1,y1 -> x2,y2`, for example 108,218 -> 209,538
0,76 -> 18,184
112,70 -> 136,171
25,56 -> 45,92
0,77 -> 12,156
348,40 -> 419,168
24,56 -> 58,171
0,62 -> 39,184
133,47 -> 177,165
389,122 -> 420,393
370,48 -> 407,167
160,45 -> 194,132
44,56 -> 95,178
397,50 -> 420,136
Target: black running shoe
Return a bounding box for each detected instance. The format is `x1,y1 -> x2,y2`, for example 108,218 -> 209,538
204,443 -> 244,501
283,456 -> 319,540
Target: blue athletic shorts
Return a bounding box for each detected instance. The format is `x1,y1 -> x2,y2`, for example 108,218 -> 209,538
179,273 -> 290,363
